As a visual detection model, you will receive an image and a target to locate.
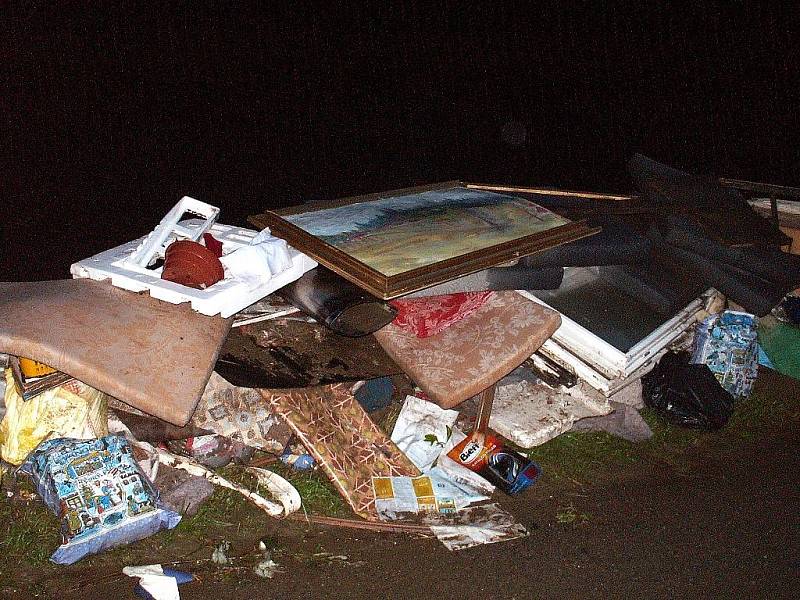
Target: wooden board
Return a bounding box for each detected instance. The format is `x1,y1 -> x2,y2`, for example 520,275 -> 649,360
0,279 -> 231,426
263,383 -> 420,519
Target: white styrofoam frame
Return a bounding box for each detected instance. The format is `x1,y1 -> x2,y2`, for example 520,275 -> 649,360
71,219 -> 317,318
124,197 -> 220,270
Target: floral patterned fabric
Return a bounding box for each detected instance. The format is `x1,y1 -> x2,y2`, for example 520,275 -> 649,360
373,291 -> 561,409
192,372 -> 292,454
389,292 -> 493,338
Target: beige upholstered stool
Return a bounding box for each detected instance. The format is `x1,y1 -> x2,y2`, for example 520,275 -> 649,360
373,291 -> 561,410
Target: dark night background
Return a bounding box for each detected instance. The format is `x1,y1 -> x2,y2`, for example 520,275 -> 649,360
6,3 -> 799,282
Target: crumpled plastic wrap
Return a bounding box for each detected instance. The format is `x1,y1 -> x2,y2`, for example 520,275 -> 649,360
0,369 -> 108,465
376,395 -> 493,520
691,310 -> 759,399
642,351 -> 734,430
220,228 -> 292,290
427,503 -> 529,551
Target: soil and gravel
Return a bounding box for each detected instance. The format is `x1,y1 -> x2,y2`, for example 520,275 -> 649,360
2,369 -> 798,599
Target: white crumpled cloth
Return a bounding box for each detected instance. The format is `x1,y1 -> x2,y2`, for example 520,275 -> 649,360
220,228 -> 292,290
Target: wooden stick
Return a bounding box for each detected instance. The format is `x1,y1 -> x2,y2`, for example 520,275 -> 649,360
719,177 -> 800,199
466,183 -> 633,201
287,513 -> 433,535
473,384 -> 496,438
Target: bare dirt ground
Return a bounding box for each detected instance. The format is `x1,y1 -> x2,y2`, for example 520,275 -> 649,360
3,369 -> 799,599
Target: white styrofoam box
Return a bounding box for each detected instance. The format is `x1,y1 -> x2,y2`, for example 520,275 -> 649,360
71,219 -> 317,318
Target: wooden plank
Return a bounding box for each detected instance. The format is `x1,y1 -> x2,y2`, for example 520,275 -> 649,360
719,177 -> 800,200
466,182 -> 634,201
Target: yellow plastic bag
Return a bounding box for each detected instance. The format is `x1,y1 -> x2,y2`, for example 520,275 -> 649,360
0,369 -> 108,465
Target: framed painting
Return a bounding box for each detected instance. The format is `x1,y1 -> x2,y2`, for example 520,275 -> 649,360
249,182 -> 599,299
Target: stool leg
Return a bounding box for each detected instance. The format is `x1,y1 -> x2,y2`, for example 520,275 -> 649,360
473,384 -> 496,440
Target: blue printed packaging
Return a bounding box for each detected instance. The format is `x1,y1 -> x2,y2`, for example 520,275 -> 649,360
691,310 -> 759,399
22,435 -> 181,564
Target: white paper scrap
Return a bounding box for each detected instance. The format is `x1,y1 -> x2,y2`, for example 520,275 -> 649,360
123,564 -> 180,600
391,395 -> 459,471
427,503 -> 529,551
372,475 -> 454,518
389,395 -> 493,502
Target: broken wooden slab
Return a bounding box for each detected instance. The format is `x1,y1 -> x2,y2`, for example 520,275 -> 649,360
0,279 -> 231,425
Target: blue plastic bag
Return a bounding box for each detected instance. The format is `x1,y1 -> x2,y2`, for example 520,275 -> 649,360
22,435 -> 181,564
691,310 -> 759,399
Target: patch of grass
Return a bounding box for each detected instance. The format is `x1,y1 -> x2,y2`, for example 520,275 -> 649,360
639,407 -> 705,448
525,430 -> 639,483
158,466 -> 279,548
2,513 -> 57,565
233,463 -> 345,517
726,386 -> 800,436
160,463 -> 345,549
527,373 -> 800,485
555,503 -> 591,526
161,486 -> 245,547
0,487 -> 60,565
525,415 -> 705,483
268,464 -> 345,516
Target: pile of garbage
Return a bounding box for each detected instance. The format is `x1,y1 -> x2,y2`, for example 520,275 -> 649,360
1,155 -> 799,593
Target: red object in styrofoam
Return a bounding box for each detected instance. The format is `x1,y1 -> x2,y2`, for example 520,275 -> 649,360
162,240 -> 225,289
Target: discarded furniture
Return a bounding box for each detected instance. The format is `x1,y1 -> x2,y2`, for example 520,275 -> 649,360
0,279 -> 231,425
373,291 -> 561,409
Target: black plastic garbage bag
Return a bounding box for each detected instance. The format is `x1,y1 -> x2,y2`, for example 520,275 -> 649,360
642,351 -> 734,429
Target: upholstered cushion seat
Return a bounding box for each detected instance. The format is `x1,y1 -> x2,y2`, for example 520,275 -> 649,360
373,291 -> 561,409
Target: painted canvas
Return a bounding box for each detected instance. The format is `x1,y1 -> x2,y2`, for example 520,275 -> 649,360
250,183 -> 596,298
283,187 -> 571,276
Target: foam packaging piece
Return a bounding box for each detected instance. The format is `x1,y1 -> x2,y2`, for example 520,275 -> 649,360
71,218 -> 317,318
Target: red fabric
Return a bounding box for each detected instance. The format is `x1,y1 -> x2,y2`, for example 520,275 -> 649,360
203,233 -> 224,257
389,292 -> 493,338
